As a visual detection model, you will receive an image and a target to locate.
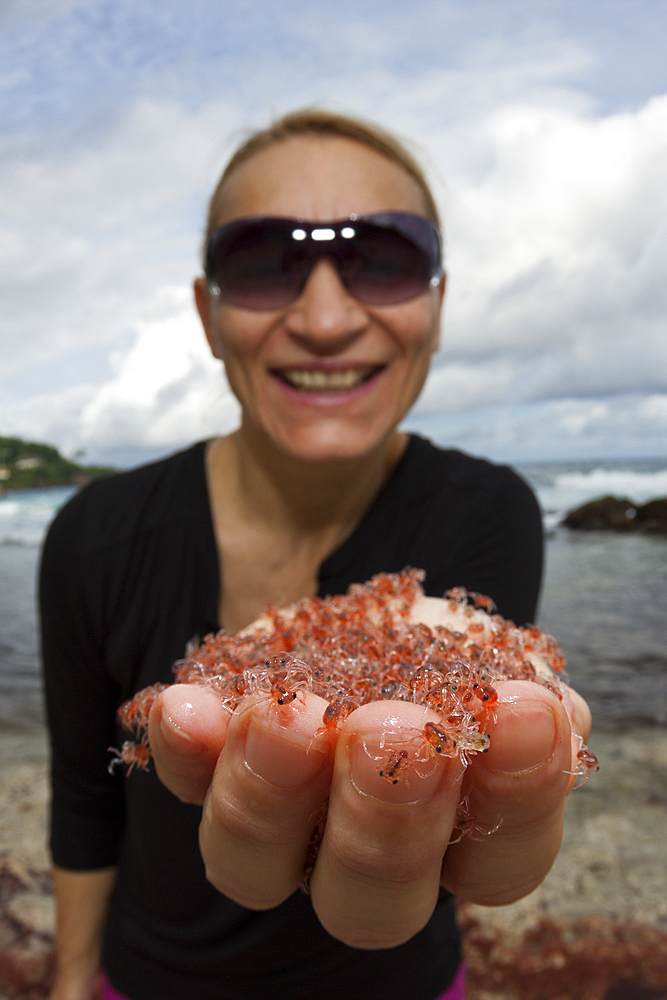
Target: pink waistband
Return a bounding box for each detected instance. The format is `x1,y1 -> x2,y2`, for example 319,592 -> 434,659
102,963 -> 465,1000
435,962 -> 466,1000
101,972 -> 130,1000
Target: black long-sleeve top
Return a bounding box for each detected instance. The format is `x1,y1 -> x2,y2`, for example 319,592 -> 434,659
40,434 -> 543,1000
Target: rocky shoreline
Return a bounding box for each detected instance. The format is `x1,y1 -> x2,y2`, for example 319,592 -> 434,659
1,725 -> 666,999
0,732 -> 54,1000
562,495 -> 667,534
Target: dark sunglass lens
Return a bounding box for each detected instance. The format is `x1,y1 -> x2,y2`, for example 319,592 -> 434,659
208,222 -> 305,309
346,222 -> 435,304
206,214 -> 441,309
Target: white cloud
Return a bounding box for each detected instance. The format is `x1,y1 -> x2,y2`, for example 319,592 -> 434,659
2,0 -> 667,464
417,94 -> 667,419
407,392 -> 667,464
0,96 -> 243,370
77,287 -> 238,451
555,401 -> 610,437
441,94 -> 667,337
0,287 -> 238,463
639,394 -> 667,425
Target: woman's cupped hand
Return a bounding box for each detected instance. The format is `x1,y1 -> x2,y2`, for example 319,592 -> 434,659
147,614 -> 591,950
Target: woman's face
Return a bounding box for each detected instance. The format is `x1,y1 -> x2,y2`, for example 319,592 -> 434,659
195,135 -> 445,464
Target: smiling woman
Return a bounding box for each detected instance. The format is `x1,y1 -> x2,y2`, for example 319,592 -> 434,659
194,122 -> 444,470
39,108 -> 580,1000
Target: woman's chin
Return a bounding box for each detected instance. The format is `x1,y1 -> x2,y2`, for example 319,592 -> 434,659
266,423 -> 398,466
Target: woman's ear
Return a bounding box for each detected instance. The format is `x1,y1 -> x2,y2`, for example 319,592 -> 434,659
194,277 -> 222,359
431,271 -> 446,354
438,271 -> 447,305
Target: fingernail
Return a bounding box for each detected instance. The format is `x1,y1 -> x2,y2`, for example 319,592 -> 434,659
158,687 -> 227,754
486,702 -> 557,774
160,702 -> 203,755
244,717 -> 326,788
350,738 -> 447,805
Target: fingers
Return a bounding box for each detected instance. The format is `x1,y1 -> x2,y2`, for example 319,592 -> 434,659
199,693 -> 335,909
150,674 -> 591,949
440,680 -> 572,906
561,682 -> 592,743
148,685 -> 231,805
309,701 -> 463,949
171,690 -> 464,944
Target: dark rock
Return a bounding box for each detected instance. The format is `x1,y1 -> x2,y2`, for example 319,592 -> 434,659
562,495 -> 667,534
635,497 -> 667,533
562,495 -> 639,531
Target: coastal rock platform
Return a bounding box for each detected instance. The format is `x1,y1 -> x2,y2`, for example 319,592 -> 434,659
562,495 -> 667,534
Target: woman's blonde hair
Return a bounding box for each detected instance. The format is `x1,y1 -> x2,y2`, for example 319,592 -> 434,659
204,108 -> 441,245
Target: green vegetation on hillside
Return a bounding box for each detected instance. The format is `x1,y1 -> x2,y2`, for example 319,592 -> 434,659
0,436 -> 116,491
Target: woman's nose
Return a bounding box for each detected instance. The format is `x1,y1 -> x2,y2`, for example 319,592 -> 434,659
284,258 -> 368,350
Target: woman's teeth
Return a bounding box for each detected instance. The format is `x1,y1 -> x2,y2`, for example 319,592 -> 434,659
280,368 -> 375,391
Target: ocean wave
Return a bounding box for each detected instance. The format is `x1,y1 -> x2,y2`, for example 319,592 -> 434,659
0,486 -> 76,547
0,534 -> 47,548
554,467 -> 667,504
519,461 -> 667,519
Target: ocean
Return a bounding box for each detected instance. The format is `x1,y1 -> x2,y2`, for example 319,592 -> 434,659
1,459 -> 666,734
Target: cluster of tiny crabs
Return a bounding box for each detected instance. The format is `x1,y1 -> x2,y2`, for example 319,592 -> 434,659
113,569 -> 598,846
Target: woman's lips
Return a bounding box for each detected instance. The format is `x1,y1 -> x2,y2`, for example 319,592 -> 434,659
274,366 -> 381,392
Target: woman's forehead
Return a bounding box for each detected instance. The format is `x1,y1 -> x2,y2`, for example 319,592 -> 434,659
211,135 -> 431,227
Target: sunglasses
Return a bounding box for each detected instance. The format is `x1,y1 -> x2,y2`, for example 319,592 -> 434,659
204,211 -> 443,310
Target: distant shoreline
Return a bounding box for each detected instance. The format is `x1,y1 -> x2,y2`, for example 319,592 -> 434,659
0,473 -> 112,496
0,434 -> 116,494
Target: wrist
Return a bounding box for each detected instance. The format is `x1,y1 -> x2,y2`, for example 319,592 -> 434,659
48,964 -> 102,1000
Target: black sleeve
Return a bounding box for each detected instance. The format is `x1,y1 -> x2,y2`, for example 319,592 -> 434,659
40,492 -> 126,870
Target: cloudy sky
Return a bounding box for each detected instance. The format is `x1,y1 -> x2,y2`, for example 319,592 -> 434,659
2,0 -> 666,467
